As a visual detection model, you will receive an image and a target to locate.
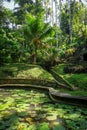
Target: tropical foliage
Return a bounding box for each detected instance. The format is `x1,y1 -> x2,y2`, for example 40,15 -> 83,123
0,0 -> 87,65
0,1 -> 87,130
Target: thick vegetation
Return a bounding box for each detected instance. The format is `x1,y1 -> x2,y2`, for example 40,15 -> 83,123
0,0 -> 87,130
0,0 -> 87,66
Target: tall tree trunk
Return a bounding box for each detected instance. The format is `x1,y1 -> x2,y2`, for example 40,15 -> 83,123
55,0 -> 58,25
52,0 -> 54,25
59,0 -> 62,27
33,46 -> 37,64
43,0 -> 49,22
54,0 -> 59,47
68,0 -> 75,44
84,6 -> 87,43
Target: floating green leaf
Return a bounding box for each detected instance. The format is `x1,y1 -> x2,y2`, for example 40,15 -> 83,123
53,124 -> 65,130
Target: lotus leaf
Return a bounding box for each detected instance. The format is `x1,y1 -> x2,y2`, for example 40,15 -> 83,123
18,112 -> 29,117
38,122 -> 50,130
46,115 -> 57,121
0,88 -> 87,130
28,124 -> 37,130
53,124 -> 65,130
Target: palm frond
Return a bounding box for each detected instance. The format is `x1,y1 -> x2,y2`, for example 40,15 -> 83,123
39,26 -> 55,40
42,37 -> 55,43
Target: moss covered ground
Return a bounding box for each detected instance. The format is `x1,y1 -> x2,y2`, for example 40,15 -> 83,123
0,63 -> 54,81
52,64 -> 87,96
0,63 -> 87,95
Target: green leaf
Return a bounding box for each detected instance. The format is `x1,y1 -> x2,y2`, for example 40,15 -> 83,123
28,124 -> 37,130
53,124 -> 65,130
38,122 -> 50,130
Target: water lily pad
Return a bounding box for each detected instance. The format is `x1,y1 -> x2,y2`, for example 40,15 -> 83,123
28,124 -> 37,130
18,112 -> 29,117
1,111 -> 11,117
0,124 -> 6,130
0,88 -> 87,130
53,124 -> 65,130
46,115 -> 57,121
38,122 -> 50,130
26,117 -> 34,124
0,121 -> 6,130
17,123 -> 28,130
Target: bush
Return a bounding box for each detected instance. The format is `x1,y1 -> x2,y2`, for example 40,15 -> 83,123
0,35 -> 21,63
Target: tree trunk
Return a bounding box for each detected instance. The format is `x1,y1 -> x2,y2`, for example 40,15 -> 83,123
33,47 -> 37,64
55,0 -> 58,25
59,0 -> 62,27
68,0 -> 75,44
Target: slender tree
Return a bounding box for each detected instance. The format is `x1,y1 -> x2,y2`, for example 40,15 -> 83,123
68,0 -> 75,44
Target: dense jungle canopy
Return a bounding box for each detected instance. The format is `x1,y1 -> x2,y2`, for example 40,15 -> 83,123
0,0 -> 87,65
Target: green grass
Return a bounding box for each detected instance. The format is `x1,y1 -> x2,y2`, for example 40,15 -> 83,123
53,64 -> 66,75
56,89 -> 87,96
65,74 -> 87,90
0,63 -> 54,81
53,64 -> 87,90
67,90 -> 87,96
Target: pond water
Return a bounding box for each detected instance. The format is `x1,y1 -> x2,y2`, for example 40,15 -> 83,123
0,88 -> 87,130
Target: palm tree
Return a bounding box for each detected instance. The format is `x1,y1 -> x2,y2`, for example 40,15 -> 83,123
22,13 -> 55,64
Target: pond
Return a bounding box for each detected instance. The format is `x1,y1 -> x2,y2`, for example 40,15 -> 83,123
0,88 -> 87,130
